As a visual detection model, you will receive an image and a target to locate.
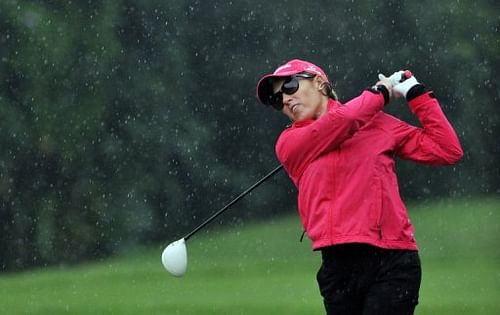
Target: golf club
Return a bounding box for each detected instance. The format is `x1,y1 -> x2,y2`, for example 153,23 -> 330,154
161,164 -> 283,277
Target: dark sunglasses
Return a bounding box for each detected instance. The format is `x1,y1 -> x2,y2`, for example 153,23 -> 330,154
269,72 -> 316,110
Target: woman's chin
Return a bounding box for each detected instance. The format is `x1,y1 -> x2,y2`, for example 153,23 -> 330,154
293,111 -> 313,122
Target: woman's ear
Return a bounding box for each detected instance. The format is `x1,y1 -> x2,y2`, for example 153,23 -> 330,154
316,78 -> 329,96
315,77 -> 326,90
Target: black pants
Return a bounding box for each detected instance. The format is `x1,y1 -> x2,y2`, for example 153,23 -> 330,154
316,244 -> 421,315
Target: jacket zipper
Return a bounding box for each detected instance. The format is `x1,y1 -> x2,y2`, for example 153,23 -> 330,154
330,149 -> 338,239
376,176 -> 383,240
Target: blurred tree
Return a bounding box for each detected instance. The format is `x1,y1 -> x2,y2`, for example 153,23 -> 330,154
0,0 -> 497,271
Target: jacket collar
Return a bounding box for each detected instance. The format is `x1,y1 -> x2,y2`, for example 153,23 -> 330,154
290,99 -> 340,128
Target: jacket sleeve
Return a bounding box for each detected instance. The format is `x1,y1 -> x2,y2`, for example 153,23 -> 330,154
393,92 -> 464,165
276,90 -> 385,181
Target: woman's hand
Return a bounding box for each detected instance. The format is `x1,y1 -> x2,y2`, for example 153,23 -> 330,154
378,70 -> 415,100
375,75 -> 394,100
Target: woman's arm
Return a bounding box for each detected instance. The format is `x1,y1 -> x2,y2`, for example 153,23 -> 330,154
393,92 -> 464,165
276,89 -> 386,179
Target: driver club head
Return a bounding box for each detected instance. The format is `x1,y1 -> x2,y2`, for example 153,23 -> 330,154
161,238 -> 187,277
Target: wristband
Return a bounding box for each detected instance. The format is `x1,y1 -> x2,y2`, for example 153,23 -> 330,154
406,84 -> 426,101
367,85 -> 390,105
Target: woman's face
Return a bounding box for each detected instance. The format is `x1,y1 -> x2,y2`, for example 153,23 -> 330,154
273,76 -> 329,122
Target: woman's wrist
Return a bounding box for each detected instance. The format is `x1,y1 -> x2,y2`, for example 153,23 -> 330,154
367,84 -> 390,105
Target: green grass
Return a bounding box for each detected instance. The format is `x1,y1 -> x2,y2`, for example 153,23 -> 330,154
411,197 -> 500,314
0,197 -> 499,314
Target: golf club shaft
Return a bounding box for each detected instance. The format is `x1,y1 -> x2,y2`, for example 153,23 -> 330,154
184,164 -> 284,241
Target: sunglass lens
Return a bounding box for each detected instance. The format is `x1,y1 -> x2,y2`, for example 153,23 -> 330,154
281,77 -> 299,95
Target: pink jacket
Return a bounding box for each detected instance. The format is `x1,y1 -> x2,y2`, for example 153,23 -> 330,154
275,90 -> 463,250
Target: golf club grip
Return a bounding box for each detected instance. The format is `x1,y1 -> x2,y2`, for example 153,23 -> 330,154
184,164 -> 284,241
401,70 -> 412,82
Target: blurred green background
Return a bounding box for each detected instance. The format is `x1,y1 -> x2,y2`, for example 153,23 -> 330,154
0,198 -> 498,314
0,0 -> 498,313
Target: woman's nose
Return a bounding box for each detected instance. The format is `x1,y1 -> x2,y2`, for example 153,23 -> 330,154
282,94 -> 292,107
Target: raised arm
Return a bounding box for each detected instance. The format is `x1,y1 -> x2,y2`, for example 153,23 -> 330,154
383,71 -> 463,164
276,89 -> 386,180
394,92 -> 463,165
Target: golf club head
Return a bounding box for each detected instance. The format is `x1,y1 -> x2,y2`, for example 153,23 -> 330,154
161,238 -> 187,277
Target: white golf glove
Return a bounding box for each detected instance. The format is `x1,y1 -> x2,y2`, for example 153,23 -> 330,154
378,71 -> 406,88
393,75 -> 420,99
379,70 -> 419,99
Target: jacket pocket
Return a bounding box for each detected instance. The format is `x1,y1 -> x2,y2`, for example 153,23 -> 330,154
370,175 -> 384,239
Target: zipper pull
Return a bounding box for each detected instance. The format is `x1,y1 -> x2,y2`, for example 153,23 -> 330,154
299,230 -> 306,242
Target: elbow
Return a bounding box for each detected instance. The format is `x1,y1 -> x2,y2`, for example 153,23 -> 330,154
454,145 -> 464,163
444,143 -> 464,164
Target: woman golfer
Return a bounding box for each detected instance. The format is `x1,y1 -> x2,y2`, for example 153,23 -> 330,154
256,59 -> 463,314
